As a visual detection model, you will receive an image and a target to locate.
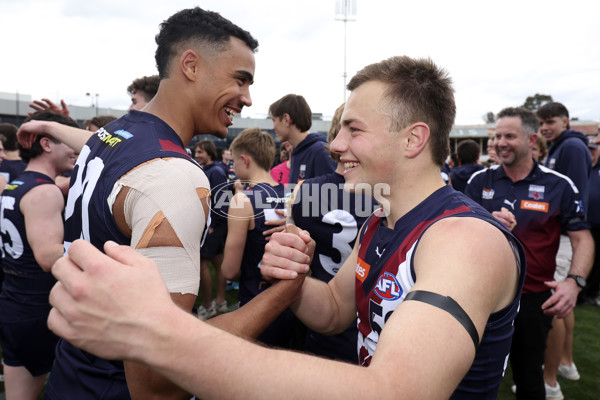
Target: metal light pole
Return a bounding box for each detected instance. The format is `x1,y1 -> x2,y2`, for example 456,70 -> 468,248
86,92 -> 99,115
335,0 -> 356,102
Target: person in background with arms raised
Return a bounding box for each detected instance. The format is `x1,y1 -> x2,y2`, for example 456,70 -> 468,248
0,110 -> 77,400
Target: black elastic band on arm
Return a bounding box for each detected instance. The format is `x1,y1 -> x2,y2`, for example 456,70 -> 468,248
404,290 -> 480,350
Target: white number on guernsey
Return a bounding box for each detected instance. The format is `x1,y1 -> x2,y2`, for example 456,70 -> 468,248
319,210 -> 358,275
0,196 -> 24,259
65,145 -> 105,242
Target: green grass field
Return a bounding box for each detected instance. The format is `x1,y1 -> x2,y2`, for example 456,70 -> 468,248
497,303 -> 600,399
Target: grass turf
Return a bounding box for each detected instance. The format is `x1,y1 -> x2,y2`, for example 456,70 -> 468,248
497,303 -> 600,399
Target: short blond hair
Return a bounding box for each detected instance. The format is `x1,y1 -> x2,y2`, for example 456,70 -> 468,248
230,127 -> 275,171
326,103 -> 345,163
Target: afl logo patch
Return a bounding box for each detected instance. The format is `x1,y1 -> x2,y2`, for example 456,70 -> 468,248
374,272 -> 402,301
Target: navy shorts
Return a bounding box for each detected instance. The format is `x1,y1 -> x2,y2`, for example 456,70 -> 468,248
200,222 -> 227,259
0,317 -> 59,376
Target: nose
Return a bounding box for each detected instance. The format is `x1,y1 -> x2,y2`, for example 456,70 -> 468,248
494,137 -> 506,150
240,86 -> 252,108
329,126 -> 349,154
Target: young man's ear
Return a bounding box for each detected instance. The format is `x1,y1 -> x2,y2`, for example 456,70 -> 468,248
180,50 -> 201,82
39,136 -> 53,152
404,123 -> 430,159
240,154 -> 250,168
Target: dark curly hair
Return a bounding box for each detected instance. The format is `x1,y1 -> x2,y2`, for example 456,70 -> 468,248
155,7 -> 259,79
85,115 -> 118,130
19,111 -> 79,163
127,75 -> 160,102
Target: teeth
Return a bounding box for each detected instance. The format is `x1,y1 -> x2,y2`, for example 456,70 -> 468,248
344,162 -> 359,169
224,107 -> 238,122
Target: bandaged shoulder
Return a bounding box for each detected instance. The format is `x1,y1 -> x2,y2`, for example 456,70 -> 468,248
404,290 -> 480,350
107,158 -> 210,295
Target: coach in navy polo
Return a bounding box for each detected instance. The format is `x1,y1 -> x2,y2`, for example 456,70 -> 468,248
465,107 -> 593,400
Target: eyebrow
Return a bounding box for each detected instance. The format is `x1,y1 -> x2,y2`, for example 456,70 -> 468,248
237,70 -> 254,85
342,118 -> 355,127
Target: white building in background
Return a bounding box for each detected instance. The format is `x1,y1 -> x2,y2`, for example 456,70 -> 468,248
1,90 -> 597,159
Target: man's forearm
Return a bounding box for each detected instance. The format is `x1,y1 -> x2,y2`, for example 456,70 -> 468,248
46,121 -> 92,152
207,276 -> 304,340
124,360 -> 191,400
568,230 -> 594,278
142,306 -> 367,400
290,276 -> 355,335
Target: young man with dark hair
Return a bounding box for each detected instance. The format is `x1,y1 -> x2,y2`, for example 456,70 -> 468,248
450,139 -> 484,192
84,115 -> 118,132
126,75 -> 160,111
46,56 -> 525,399
537,101 -> 591,393
18,7 -> 304,400
268,94 -> 335,184
537,102 -> 591,201
0,123 -> 28,185
0,111 -> 77,400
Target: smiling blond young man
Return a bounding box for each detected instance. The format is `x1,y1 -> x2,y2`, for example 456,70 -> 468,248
44,56 -> 528,400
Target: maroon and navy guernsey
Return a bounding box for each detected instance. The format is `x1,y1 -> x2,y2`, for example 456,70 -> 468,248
292,171 -> 378,363
45,110 -> 200,400
355,185 -> 526,399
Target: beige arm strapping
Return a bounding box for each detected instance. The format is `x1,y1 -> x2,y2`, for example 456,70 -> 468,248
107,158 -> 210,295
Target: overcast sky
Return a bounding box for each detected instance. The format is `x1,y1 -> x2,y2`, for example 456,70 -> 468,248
1,0 -> 599,125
